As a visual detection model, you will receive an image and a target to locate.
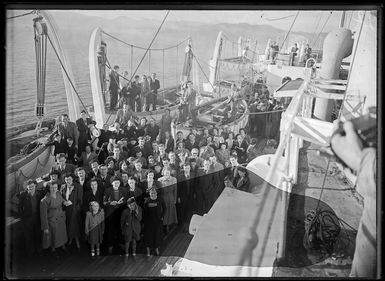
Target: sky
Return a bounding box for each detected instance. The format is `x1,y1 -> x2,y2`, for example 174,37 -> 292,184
64,10 -> 354,33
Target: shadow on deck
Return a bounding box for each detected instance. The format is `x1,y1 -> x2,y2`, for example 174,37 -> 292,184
6,223 -> 193,278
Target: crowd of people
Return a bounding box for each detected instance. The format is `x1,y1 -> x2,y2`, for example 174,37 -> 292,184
17,101 -> 281,258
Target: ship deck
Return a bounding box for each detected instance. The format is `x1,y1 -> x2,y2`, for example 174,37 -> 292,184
6,224 -> 193,278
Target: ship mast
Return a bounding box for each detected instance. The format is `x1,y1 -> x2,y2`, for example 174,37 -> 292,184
38,10 -> 80,122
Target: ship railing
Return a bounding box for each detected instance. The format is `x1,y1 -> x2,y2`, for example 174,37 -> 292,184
251,68 -> 357,261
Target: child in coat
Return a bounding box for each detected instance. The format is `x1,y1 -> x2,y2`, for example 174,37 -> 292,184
85,201 -> 105,256
120,197 -> 142,256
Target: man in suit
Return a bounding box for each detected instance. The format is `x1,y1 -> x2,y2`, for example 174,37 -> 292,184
76,110 -> 96,157
159,109 -> 173,140
150,73 -> 160,110
76,167 -> 90,193
209,155 -> 225,200
177,163 -> 193,228
135,136 -> 152,160
51,153 -> 76,182
185,81 -> 197,123
114,102 -> 137,128
109,65 -> 120,111
17,179 -> 44,255
57,114 -> 79,150
131,75 -> 142,112
98,164 -> 112,190
196,159 -> 217,214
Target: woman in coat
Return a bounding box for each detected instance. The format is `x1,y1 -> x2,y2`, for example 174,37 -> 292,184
83,177 -> 105,213
40,182 -> 68,254
143,188 -> 166,256
61,173 -> 83,249
158,167 -> 178,233
85,201 -> 105,256
120,197 -> 142,256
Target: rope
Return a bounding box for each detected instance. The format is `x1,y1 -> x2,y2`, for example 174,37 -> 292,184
130,45 -> 133,78
176,46 -> 179,84
247,109 -> 284,115
162,49 -> 165,100
279,11 -> 300,51
337,11 -> 366,120
101,30 -> 189,51
149,50 -> 151,74
190,49 -> 215,91
316,158 -> 331,211
104,11 -> 170,124
7,10 -> 35,20
46,34 -> 89,116
264,14 -> 296,22
312,12 -> 333,48
310,13 -> 323,45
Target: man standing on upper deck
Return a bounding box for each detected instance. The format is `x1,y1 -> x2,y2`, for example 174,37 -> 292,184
185,81 -> 197,123
76,110 -> 96,157
303,43 -> 312,63
109,65 -> 120,111
57,114 -> 79,151
150,73 -> 160,111
290,43 -> 298,66
131,75 -> 142,112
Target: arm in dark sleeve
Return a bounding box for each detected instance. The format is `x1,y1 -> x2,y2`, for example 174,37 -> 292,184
40,198 -> 48,230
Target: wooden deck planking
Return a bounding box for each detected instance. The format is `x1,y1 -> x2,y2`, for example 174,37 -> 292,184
7,230 -> 193,278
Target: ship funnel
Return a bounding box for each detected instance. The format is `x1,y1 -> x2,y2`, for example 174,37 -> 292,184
313,28 -> 353,121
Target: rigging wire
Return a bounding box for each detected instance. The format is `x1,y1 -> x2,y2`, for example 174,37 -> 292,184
103,10 -> 171,124
279,11 -> 300,51
7,10 -> 35,20
46,34 -> 89,116
101,30 -> 189,51
190,49 -> 216,91
127,10 -> 170,84
310,13 -> 323,45
312,12 -> 333,49
264,14 -> 296,21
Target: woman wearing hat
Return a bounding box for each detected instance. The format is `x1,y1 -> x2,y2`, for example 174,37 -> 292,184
120,197 -> 142,256
61,172 -> 83,249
